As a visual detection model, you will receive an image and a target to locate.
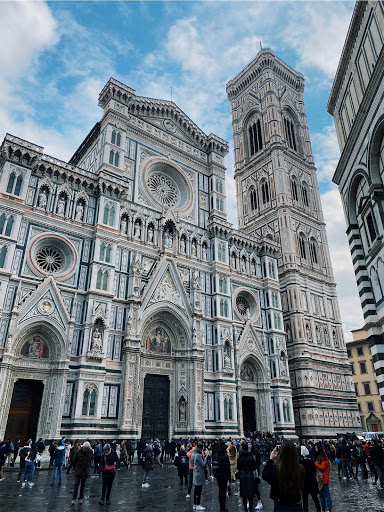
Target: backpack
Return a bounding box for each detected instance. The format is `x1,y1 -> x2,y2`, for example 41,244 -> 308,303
212,460 -> 220,476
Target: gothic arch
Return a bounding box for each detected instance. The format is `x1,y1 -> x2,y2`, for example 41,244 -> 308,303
11,320 -> 67,362
347,169 -> 370,225
368,114 -> 384,186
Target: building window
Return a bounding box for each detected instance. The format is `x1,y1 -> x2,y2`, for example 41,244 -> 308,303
99,243 -> 111,263
351,363 -> 355,375
357,347 -> 364,356
291,178 -> 299,202
6,172 -> 23,196
301,183 -> 309,207
0,246 -> 7,268
367,402 -> 374,412
0,214 -> 14,237
218,242 -> 225,263
283,400 -> 291,422
261,180 -> 270,205
216,178 -> 223,194
359,361 -> 367,374
248,119 -> 263,156
309,239 -> 318,265
219,277 -> 227,294
270,359 -> 277,378
96,270 -> 109,291
284,116 -> 297,151
268,338 -> 275,355
363,382 -> 371,395
82,388 -> 97,416
111,130 -> 121,147
354,383 -> 359,396
268,260 -> 276,279
299,235 -> 307,260
220,299 -> 228,317
347,348 -> 351,357
109,150 -> 114,165
249,186 -> 257,212
103,204 -> 115,227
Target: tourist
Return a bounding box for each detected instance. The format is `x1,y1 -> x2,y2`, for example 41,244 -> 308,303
129,439 -> 136,463
262,440 -> 305,512
300,445 -> 321,512
370,438 -> 383,488
93,441 -> 103,475
71,441 -> 93,505
186,443 -> 195,498
175,444 -> 189,485
192,442 -> 207,511
35,437 -> 45,468
141,443 -> 154,487
98,444 -> 119,505
119,440 -> 129,468
237,441 -> 257,512
314,442 -> 332,512
17,440 -> 31,482
11,438 -> 20,467
213,440 -> 231,512
227,441 -> 238,495
0,441 -> 5,481
50,440 -> 65,486
67,439 -> 81,474
22,446 -> 40,488
65,441 -> 71,467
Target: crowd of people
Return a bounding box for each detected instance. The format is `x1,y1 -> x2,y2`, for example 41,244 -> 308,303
1,433 -> 384,511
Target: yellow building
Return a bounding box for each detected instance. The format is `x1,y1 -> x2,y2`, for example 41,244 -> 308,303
347,329 -> 384,432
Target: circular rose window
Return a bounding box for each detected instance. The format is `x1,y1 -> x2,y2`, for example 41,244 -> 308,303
236,296 -> 250,318
142,160 -> 192,212
235,289 -> 259,321
29,234 -> 77,278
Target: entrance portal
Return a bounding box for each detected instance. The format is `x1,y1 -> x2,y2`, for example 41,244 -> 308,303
5,380 -> 44,442
141,374 -> 169,440
242,396 -> 256,434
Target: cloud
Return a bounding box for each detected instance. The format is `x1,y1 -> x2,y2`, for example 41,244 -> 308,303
282,2 -> 353,78
321,187 -> 364,340
311,124 -> 341,185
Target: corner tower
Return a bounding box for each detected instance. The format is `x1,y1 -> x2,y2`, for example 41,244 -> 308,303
227,49 -> 360,437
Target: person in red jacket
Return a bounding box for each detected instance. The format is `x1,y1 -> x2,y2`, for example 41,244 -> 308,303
314,442 -> 332,512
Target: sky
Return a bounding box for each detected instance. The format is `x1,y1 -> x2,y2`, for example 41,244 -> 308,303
0,0 -> 364,341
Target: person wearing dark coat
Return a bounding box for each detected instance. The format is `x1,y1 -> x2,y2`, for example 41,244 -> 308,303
370,438 -> 383,488
237,443 -> 257,512
300,446 -> 321,512
214,441 -> 231,512
99,444 -> 119,505
71,441 -> 93,504
176,445 -> 190,485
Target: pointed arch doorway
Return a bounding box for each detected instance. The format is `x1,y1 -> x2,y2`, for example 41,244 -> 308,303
141,374 -> 170,440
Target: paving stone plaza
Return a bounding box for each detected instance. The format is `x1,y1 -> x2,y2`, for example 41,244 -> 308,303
0,458 -> 383,512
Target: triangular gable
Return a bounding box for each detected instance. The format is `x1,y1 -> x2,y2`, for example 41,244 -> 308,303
17,276 -> 70,334
141,256 -> 192,315
237,322 -> 266,364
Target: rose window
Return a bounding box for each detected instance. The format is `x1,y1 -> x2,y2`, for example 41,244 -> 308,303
36,247 -> 64,273
236,296 -> 249,317
147,174 -> 178,208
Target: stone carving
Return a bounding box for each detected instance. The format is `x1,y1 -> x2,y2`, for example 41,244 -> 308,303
57,197 -> 66,215
179,396 -> 187,421
134,222 -> 141,240
38,191 -> 47,209
151,271 -> 184,309
90,328 -> 103,353
75,203 -> 84,221
147,225 -> 154,243
120,218 -> 127,234
164,229 -> 173,249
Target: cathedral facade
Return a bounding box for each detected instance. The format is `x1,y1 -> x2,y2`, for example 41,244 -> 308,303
0,50 -> 357,442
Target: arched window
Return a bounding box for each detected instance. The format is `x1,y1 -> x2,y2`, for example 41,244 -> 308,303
216,178 -> 223,193
0,246 -> 7,268
105,244 -> 111,263
378,259 -> 384,298
355,176 -> 379,250
299,235 -> 307,260
109,150 -> 114,165
224,300 -> 228,317
5,216 -> 14,237
109,207 -> 115,227
284,115 -> 297,151
261,180 -> 270,205
301,182 -> 310,207
224,398 -> 228,420
96,269 -> 103,289
219,277 -> 227,294
99,243 -> 111,263
228,398 -> 233,420
309,238 -> 318,265
248,119 -> 263,156
270,360 -> 277,378
82,387 -> 97,416
111,130 -> 116,145
274,313 -> 281,330
272,292 -> 279,308
0,214 -> 6,234
102,272 -> 108,291
291,177 -> 299,202
268,337 -> 275,355
268,260 -> 276,279
370,267 -> 383,302
274,398 -> 281,422
218,242 -> 225,262
99,243 -> 105,261
116,132 -> 121,147
283,400 -> 290,422
6,173 -> 15,194
265,291 -> 270,307
114,152 -> 119,167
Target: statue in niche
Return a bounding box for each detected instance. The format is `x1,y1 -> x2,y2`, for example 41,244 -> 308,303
180,237 -> 186,254
241,259 -> 246,273
179,397 -> 187,421
279,353 -> 288,378
316,327 -> 322,344
147,226 -> 154,243
333,330 -> 338,345
134,222 -> 141,240
224,347 -> 231,369
202,245 -> 207,260
251,260 -> 256,275
120,217 -> 127,234
191,241 -> 197,257
231,253 -> 236,269
164,229 -> 173,248
75,203 -> 84,221
324,329 -> 329,345
57,197 -> 66,215
38,190 -> 47,208
192,270 -> 200,290
91,328 -> 103,352
306,323 -> 312,341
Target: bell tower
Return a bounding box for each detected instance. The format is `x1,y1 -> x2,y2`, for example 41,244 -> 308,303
227,49 -> 360,437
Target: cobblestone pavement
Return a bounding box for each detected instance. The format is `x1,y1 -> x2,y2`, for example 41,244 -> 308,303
0,461 -> 384,512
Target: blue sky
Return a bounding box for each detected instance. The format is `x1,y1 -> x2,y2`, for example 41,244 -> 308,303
0,1 -> 364,339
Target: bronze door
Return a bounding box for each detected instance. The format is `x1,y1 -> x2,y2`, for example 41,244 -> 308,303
141,374 -> 170,440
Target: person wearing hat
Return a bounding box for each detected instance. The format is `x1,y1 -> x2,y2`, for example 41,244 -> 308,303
71,441 -> 93,505
191,442 -> 207,511
98,443 -> 119,505
237,441 -> 257,512
50,440 -> 66,486
300,446 -> 321,512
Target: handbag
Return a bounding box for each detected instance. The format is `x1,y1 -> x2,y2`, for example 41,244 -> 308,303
316,469 -> 323,491
104,455 -> 116,473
